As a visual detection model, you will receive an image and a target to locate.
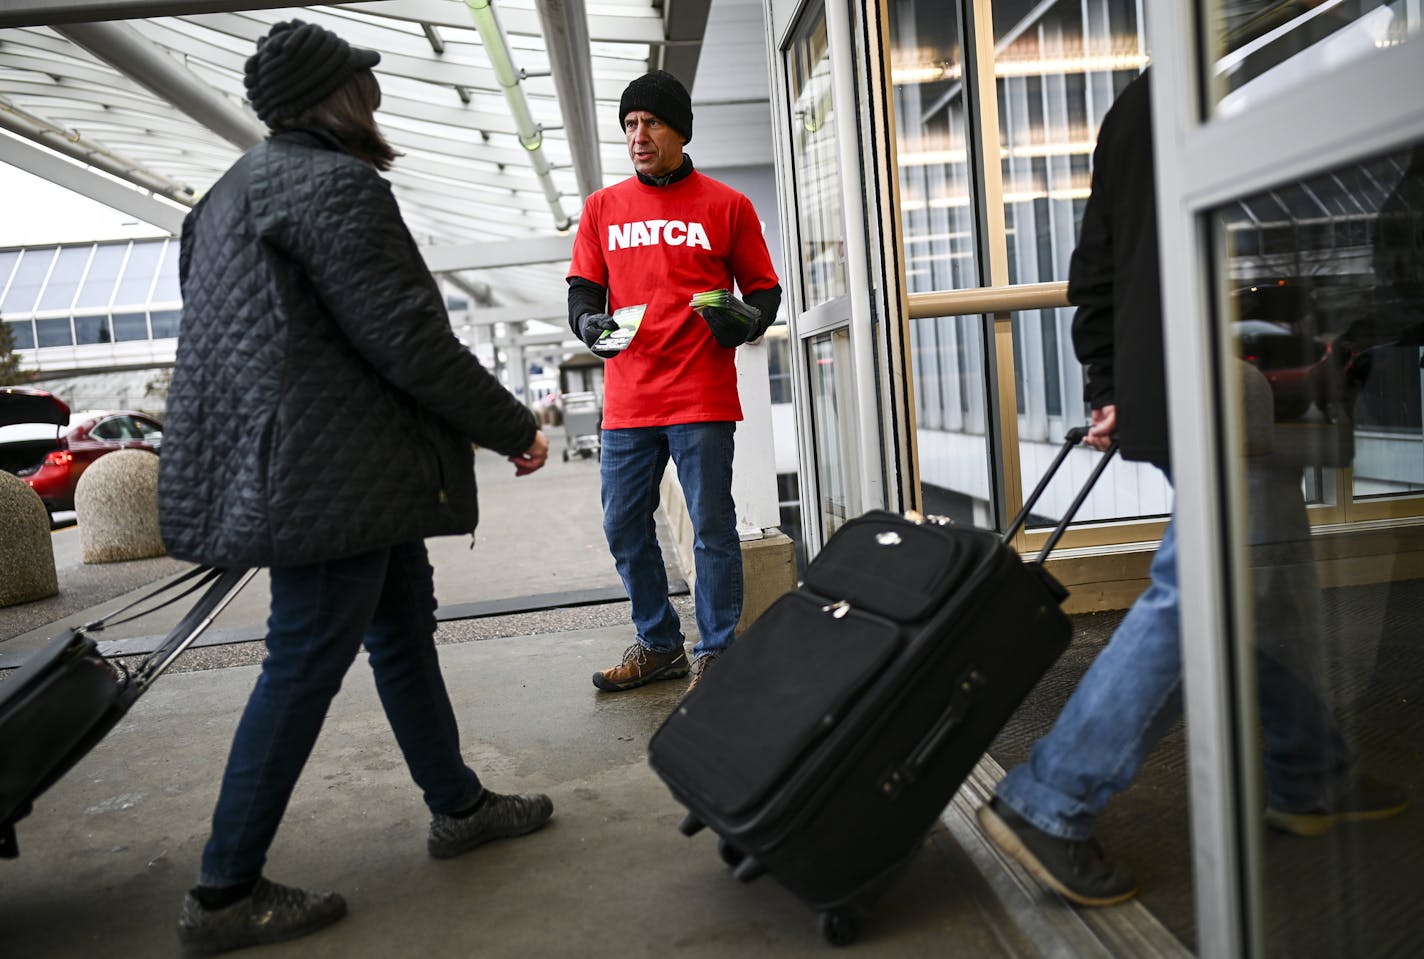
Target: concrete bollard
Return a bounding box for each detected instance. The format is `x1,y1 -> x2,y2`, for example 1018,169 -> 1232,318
75,449 -> 167,564
0,471 -> 59,606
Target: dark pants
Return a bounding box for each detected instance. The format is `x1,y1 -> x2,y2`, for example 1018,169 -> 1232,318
199,541 -> 482,886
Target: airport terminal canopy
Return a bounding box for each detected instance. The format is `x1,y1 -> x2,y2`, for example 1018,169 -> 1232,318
0,0 -> 717,312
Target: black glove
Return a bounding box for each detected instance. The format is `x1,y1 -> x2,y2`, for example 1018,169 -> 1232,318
577,312 -> 621,357
702,305 -> 752,348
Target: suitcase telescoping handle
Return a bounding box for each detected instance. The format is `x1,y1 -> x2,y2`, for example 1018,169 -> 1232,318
1002,426 -> 1118,565
81,565 -> 256,701
127,567 -> 256,697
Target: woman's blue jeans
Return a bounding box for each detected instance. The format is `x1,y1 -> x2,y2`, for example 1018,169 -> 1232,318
997,512 -> 1352,841
199,541 -> 482,887
600,422 -> 742,660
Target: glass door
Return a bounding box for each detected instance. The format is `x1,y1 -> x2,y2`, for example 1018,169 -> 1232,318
1149,3 -> 1424,955
778,0 -> 905,549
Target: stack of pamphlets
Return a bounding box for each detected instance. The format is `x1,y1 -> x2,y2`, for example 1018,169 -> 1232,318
595,304 -> 647,353
689,289 -> 762,325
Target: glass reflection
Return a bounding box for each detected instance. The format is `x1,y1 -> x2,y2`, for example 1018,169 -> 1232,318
887,0 -> 979,292
995,0 -> 1145,287
1215,141 -> 1423,959
911,313 -> 995,524
1208,1 -> 1421,116
787,7 -> 847,307
808,331 -> 857,536
989,0 -> 1158,526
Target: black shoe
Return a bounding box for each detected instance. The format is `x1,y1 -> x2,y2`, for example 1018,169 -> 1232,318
1266,773 -> 1409,837
176,877 -> 346,956
977,797 -> 1137,907
428,790 -> 554,859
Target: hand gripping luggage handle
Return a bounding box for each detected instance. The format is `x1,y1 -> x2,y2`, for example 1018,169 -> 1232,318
1002,426 -> 1118,564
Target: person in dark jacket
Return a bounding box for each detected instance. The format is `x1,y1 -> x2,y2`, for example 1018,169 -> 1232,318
975,71 -> 1405,908
160,20 -> 553,956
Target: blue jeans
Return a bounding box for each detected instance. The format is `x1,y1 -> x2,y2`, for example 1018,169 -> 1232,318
600,422 -> 742,660
996,511 -> 1353,841
200,541 -> 482,886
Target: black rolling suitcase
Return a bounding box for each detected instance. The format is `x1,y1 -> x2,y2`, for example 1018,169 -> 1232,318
648,428 -> 1116,945
0,565 -> 253,858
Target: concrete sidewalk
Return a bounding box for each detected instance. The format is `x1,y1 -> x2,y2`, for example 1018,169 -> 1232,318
0,621 -> 1015,958
0,427 -> 1164,958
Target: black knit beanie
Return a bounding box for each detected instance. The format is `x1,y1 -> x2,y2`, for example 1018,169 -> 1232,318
618,70 -> 693,143
244,20 -> 381,127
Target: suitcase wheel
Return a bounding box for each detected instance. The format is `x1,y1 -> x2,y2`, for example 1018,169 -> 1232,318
677,813 -> 705,837
716,838 -> 745,868
819,908 -> 860,947
731,855 -> 766,883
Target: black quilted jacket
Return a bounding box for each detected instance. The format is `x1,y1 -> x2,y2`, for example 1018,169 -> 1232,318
159,128 -> 537,567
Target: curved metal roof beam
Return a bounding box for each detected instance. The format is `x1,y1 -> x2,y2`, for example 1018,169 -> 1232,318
346,0 -> 665,44
0,97 -> 198,204
535,0 -> 600,200
54,20 -> 265,150
465,0 -> 570,231
0,126 -> 189,232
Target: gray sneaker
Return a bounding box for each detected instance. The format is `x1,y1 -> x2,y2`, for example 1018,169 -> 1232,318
428,790 -> 554,859
176,877 -> 346,957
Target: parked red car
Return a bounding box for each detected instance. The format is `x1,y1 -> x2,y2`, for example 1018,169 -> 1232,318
0,386 -> 163,515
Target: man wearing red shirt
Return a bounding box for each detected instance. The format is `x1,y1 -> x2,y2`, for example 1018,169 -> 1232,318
567,70 -> 782,695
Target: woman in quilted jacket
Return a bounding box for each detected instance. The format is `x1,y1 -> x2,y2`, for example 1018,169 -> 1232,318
160,20 -> 553,956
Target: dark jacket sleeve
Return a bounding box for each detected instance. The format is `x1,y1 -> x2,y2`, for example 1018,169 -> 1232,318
567,276 -> 608,335
283,161 -> 536,456
1069,117 -> 1119,410
743,283 -> 782,329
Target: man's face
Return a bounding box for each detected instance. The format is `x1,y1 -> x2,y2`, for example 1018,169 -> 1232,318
624,110 -> 685,178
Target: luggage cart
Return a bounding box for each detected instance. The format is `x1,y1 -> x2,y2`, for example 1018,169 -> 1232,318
561,391 -> 602,462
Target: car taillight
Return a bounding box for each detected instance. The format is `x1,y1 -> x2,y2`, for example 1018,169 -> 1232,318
42,449 -> 73,467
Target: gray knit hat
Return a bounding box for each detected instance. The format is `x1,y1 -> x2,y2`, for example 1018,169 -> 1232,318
618,70 -> 693,143
244,19 -> 381,126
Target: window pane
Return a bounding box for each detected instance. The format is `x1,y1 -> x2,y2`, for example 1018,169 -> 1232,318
149,309 -> 181,339
1212,140 -> 1424,959
0,251 -> 23,300
34,317 -> 72,348
150,240 -> 181,302
74,314 -> 111,345
1206,1 -> 1421,117
767,331 -> 794,404
37,246 -> 92,311
4,319 -> 34,350
807,330 -> 857,536
994,0 -> 1146,285
889,0 -> 981,292
74,244 -> 127,309
113,242 -> 162,306
787,6 -> 848,307
1,248 -> 55,314
911,312 -> 995,525
112,312 -> 149,342
1010,303 -> 1172,527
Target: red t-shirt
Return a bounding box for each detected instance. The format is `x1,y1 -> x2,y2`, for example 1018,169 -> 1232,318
567,170 -> 780,429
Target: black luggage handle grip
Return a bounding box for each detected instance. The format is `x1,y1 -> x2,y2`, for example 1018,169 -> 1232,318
1002,427 -> 1118,563
879,666 -> 987,800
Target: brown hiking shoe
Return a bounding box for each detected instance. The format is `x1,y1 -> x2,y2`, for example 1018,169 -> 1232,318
685,653 -> 719,695
593,643 -> 689,691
